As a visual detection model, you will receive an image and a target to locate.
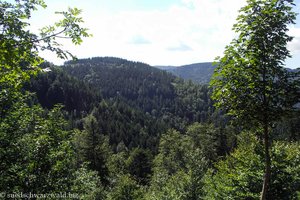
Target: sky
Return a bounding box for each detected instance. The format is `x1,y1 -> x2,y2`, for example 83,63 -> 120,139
28,0 -> 300,68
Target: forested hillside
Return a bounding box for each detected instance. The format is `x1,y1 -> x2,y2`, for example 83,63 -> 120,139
63,57 -> 213,122
27,57 -> 216,151
156,63 -> 299,84
159,62 -> 216,84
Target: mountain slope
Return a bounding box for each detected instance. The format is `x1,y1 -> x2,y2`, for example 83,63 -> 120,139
161,62 -> 299,84
29,57 -> 214,150
157,62 -> 216,84
154,65 -> 176,70
63,57 -> 213,122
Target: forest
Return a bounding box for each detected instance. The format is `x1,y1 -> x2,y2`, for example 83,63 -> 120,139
1,0 -> 300,199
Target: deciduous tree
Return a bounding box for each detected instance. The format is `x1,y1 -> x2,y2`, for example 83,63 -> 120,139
210,0 -> 298,199
0,0 -> 91,117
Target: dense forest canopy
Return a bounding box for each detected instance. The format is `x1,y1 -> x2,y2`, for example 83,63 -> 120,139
27,57 -> 216,151
1,0 -> 300,199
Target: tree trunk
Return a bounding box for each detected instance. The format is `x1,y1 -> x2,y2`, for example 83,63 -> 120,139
260,123 -> 271,200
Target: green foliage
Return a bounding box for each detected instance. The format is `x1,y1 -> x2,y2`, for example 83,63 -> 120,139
41,7 -> 91,48
27,57 -> 215,152
153,129 -> 193,174
0,0 -> 95,196
73,115 -> 112,185
107,174 -> 145,200
0,96 -> 103,197
72,163 -> 106,200
0,0 -> 91,117
1,0 -> 43,86
1,0 -> 88,67
210,1 -> 298,198
186,123 -> 218,163
186,122 -> 237,163
126,148 -> 153,185
63,57 -> 213,130
174,81 -> 213,125
273,112 -> 300,141
26,66 -> 101,114
2,1 -> 299,198
0,99 -> 70,192
107,151 -> 129,179
270,142 -> 300,199
89,99 -> 162,150
146,170 -> 192,200
210,0 -> 298,126
203,133 -> 262,199
148,127 -> 209,200
203,133 -> 300,199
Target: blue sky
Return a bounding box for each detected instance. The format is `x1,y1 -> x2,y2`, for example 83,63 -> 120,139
28,0 -> 300,68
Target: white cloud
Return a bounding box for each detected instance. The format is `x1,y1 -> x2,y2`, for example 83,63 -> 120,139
69,0 -> 244,65
287,26 -> 300,69
34,0 -> 250,65
129,35 -> 151,45
288,27 -> 300,54
167,42 -> 193,51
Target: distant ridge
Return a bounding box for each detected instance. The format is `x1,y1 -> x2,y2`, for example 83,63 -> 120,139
155,65 -> 176,70
155,62 -> 216,84
156,62 -> 300,84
